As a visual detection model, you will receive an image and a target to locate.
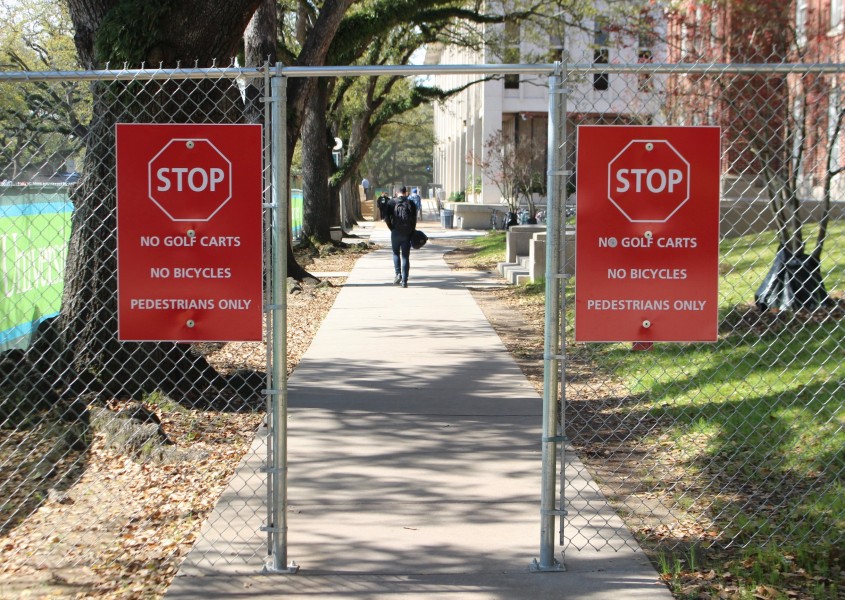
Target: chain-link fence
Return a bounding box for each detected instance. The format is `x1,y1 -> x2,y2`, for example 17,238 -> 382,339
554,63 -> 845,563
0,67 -> 280,595
0,60 -> 842,594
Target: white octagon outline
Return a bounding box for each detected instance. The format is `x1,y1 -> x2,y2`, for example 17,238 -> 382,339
147,138 -> 233,222
607,139 -> 690,223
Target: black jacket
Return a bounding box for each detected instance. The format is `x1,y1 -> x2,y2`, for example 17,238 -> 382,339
385,195 -> 417,236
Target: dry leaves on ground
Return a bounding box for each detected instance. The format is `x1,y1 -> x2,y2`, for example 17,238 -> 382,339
0,242 -> 372,600
2,239 -> 841,600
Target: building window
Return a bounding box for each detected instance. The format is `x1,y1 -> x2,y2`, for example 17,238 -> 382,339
593,18 -> 609,91
637,26 -> 654,91
504,21 -> 520,89
833,0 -> 843,29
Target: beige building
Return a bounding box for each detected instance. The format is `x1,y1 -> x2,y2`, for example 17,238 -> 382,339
426,12 -> 667,210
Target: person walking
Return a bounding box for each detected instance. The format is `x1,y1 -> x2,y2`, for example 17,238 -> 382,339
376,190 -> 391,220
385,186 -> 417,288
408,187 -> 423,220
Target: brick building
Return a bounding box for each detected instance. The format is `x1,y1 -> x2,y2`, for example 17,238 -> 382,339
665,0 -> 845,200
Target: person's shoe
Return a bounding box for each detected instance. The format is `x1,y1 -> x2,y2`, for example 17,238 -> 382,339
402,281 -> 408,288
394,274 -> 401,285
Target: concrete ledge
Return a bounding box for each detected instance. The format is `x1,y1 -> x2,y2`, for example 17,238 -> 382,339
529,233 -> 546,283
528,231 -> 576,283
446,203 -> 506,229
445,198 -> 844,236
506,225 -> 546,263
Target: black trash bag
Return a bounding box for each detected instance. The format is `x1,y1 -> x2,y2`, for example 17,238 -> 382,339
411,229 -> 428,250
754,247 -> 830,311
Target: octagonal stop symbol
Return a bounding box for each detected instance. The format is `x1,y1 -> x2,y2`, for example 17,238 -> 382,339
607,140 -> 690,223
148,138 -> 232,222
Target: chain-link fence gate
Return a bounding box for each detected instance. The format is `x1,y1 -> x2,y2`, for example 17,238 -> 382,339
0,60 -> 843,593
545,61 -> 844,571
0,65 -> 289,594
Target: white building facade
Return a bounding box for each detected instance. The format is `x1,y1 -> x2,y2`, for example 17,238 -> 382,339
427,10 -> 667,208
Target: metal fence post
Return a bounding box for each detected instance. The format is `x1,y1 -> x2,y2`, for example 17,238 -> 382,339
556,63 -> 570,557
263,64 -> 275,565
532,63 -> 565,573
265,65 -> 297,574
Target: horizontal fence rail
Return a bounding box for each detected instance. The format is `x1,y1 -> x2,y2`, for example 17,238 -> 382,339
3,62 -> 845,82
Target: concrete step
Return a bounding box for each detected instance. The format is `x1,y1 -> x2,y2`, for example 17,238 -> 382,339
499,257 -> 533,284
501,262 -> 529,284
496,261 -> 515,277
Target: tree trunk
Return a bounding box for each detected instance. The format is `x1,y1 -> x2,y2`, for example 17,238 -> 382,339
243,0 -> 312,280
301,77 -> 333,242
61,0 -> 264,399
245,0 -> 277,66
338,178 -> 359,228
751,80 -> 831,312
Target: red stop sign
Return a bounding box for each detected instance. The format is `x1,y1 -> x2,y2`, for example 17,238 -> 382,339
607,140 -> 690,223
575,125 -> 721,343
147,138 -> 232,221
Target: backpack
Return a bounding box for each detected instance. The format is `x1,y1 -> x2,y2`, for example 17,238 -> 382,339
411,229 -> 428,250
392,198 -> 414,235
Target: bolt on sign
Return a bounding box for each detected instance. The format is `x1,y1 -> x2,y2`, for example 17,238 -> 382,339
116,124 -> 263,342
574,126 -> 721,343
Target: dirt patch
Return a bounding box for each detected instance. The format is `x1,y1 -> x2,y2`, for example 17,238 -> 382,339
721,293 -> 845,338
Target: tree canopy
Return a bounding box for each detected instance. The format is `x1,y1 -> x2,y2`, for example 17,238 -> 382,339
1,0 -> 592,397
0,0 -> 86,181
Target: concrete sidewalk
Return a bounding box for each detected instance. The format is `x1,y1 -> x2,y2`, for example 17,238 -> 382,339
166,220 -> 672,599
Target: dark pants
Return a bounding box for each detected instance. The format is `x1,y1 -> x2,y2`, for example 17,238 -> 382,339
391,233 -> 411,283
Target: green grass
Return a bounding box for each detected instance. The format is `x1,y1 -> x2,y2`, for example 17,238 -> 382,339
584,223 -> 844,596
719,221 -> 845,309
461,231 -> 507,267
589,221 -> 845,543
454,231 -> 505,270
475,223 -> 844,596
